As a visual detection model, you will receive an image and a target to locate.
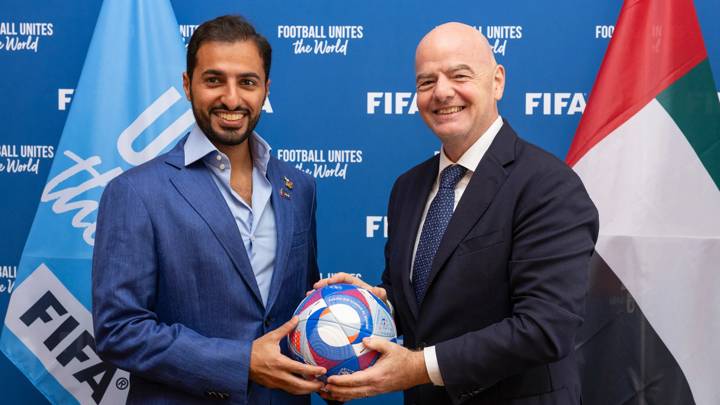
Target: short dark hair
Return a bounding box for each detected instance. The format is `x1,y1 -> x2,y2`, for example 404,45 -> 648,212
186,15 -> 272,81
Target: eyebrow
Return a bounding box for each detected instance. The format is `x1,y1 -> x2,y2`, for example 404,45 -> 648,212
416,64 -> 476,82
447,64 -> 475,74
201,69 -> 262,80
416,72 -> 435,82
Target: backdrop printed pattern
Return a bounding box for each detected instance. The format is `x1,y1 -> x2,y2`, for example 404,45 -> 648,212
0,1 -> 718,404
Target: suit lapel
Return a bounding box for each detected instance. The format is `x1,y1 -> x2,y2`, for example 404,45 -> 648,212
427,122 -> 518,289
264,158 -> 294,313
165,142 -> 264,306
398,157 -> 438,320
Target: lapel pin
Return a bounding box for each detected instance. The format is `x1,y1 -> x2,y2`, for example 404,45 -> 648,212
279,188 -> 291,199
283,176 -> 294,190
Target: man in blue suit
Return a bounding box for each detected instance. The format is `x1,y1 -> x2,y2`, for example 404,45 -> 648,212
92,15 -> 326,404
316,23 -> 599,404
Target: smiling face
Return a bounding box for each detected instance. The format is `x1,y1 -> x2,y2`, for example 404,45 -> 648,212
415,23 -> 505,159
183,40 -> 269,148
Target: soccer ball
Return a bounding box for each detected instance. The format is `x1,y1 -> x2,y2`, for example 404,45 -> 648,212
287,283 -> 397,378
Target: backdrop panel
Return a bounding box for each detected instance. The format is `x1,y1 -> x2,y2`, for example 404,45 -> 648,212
0,1 -> 718,404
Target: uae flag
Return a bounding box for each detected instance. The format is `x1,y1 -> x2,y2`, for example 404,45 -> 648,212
567,0 -> 720,404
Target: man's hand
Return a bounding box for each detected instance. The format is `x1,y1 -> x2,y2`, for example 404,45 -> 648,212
322,337 -> 431,402
249,317 -> 327,395
312,272 -> 388,304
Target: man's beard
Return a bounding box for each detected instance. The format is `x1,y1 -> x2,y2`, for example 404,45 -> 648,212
191,102 -> 262,147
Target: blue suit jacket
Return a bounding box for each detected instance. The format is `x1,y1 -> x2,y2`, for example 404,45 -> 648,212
92,136 -> 319,404
382,121 -> 599,405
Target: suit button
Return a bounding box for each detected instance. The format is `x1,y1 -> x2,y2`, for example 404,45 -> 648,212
264,317 -> 273,328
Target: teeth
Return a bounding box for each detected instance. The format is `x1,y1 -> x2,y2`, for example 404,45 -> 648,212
217,112 -> 246,121
437,106 -> 464,114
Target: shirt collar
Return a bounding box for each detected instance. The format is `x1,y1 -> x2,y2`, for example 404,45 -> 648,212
438,115 -> 503,175
183,124 -> 272,175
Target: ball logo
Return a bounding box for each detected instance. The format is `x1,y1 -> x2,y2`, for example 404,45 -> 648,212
277,25 -> 364,56
288,284 -> 397,379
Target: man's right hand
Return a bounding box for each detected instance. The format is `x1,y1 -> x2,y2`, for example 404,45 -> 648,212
249,317 -> 326,395
312,272 -> 388,304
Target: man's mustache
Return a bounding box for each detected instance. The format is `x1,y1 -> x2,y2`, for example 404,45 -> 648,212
210,105 -> 251,114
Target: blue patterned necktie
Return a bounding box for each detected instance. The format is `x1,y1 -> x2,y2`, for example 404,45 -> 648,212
412,164 -> 467,305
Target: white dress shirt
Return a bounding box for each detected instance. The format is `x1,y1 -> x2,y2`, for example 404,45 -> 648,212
184,125 -> 276,306
413,115 -> 504,386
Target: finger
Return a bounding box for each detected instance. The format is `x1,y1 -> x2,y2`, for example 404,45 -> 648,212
315,272 -> 355,288
278,355 -> 327,377
318,390 -> 334,401
370,286 -> 388,301
283,373 -> 325,394
327,369 -> 372,387
268,316 -> 299,340
312,278 -> 330,290
325,384 -> 372,400
362,336 -> 392,352
312,275 -> 344,290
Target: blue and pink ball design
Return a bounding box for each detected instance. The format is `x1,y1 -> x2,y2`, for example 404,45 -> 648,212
288,284 -> 397,379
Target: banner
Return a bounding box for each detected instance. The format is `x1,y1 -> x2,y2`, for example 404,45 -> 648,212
0,0 -> 192,403
569,0 -> 720,403
1,0 -> 718,404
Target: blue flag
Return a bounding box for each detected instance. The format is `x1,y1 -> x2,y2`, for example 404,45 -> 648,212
0,0 -> 192,403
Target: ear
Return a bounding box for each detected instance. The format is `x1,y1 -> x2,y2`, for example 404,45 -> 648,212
182,72 -> 192,101
493,64 -> 506,101
263,79 -> 271,107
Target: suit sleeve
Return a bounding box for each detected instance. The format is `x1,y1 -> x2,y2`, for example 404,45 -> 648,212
436,167 -> 599,392
92,175 -> 251,400
379,180 -> 402,336
306,178 -> 321,290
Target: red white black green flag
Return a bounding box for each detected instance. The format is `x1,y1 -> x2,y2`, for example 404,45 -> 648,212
569,0 -> 720,404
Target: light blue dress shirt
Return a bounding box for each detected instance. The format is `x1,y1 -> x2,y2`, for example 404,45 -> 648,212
184,125 -> 276,306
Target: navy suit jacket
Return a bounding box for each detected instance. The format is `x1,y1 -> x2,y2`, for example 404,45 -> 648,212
92,136 -> 319,404
382,121 -> 599,405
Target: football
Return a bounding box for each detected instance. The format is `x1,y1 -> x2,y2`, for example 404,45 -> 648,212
287,283 -> 397,378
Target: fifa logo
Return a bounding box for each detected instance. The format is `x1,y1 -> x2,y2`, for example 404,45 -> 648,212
525,93 -> 587,115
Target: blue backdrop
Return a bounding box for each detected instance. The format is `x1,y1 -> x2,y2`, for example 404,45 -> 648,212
1,0 -> 718,404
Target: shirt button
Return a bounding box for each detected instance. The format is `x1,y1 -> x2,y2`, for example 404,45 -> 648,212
216,154 -> 222,161
250,235 -> 256,242
219,163 -> 226,171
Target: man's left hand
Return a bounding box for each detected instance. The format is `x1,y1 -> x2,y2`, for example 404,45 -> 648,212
323,337 -> 431,402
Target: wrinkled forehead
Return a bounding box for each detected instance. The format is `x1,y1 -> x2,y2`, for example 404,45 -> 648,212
415,37 -> 492,75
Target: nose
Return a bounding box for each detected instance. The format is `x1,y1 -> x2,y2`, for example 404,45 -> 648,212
433,75 -> 455,103
220,82 -> 241,110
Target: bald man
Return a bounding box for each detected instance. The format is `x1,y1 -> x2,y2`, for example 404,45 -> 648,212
317,23 -> 598,404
